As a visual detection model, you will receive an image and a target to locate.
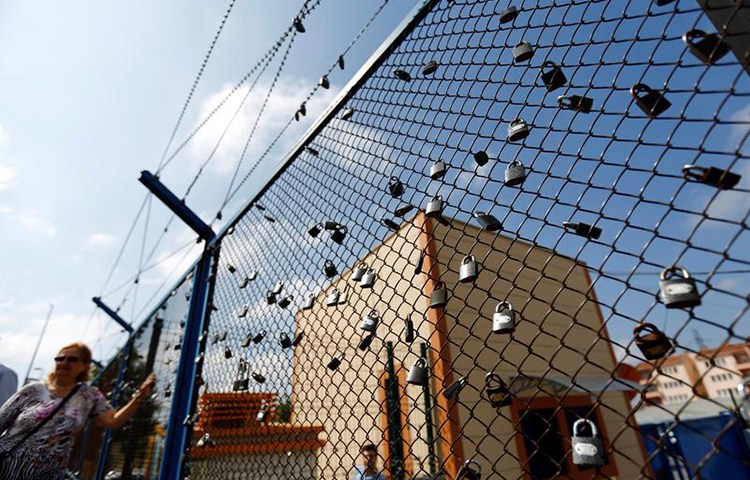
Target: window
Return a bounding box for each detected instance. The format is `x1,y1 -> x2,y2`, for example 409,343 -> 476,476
512,396 -> 619,480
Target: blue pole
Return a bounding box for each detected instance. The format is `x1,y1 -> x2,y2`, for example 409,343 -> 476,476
157,250 -> 213,480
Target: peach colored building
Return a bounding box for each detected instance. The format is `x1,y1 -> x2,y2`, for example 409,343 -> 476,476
637,339 -> 750,405
291,213 -> 647,480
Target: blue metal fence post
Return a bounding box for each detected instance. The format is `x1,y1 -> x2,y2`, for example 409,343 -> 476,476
91,298 -> 134,480
138,170 -> 216,480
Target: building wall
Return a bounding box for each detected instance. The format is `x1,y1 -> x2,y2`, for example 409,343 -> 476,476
292,214 -> 646,479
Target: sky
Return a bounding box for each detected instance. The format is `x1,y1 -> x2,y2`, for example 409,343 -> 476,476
0,0 -> 423,382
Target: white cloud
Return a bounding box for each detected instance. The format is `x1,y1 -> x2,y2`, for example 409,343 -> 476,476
0,163 -> 16,191
16,210 -> 57,237
189,78 -> 340,176
85,232 -> 116,248
729,103 -> 750,147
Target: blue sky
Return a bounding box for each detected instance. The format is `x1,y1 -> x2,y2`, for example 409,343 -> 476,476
0,0 -> 422,380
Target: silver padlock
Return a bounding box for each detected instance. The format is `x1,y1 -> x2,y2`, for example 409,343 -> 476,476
430,281 -> 448,309
341,108 -> 355,120
302,294 -> 315,311
504,160 -> 526,186
513,41 -> 534,62
256,400 -> 269,422
326,288 -> 340,307
507,119 -> 529,142
474,212 -> 502,231
361,309 -> 380,332
457,460 -> 482,480
493,301 -> 516,334
459,255 -> 478,283
407,358 -> 428,386
659,266 -> 701,309
352,262 -> 368,282
571,419 -> 605,467
338,285 -> 349,305
430,159 -> 447,180
273,281 -> 284,295
425,195 -> 443,218
360,267 -> 377,288
196,432 -> 216,448
319,75 -> 330,89
499,5 -> 518,24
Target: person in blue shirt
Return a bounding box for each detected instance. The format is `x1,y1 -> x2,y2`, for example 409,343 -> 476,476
0,362 -> 18,407
352,443 -> 386,480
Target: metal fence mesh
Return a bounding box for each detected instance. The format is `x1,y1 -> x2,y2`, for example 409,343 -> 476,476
82,0 -> 750,479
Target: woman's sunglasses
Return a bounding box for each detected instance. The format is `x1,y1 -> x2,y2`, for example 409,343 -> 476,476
54,355 -> 81,364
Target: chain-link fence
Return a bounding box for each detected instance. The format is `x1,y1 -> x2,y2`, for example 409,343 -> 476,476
80,0 -> 750,479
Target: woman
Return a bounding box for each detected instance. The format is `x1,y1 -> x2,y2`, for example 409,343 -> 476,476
0,342 -> 156,480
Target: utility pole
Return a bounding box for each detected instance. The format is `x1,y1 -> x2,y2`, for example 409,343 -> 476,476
24,303 -> 54,385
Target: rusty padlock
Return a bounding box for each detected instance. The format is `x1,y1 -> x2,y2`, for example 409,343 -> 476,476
633,323 -> 673,360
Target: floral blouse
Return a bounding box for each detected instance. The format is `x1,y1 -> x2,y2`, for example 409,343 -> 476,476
0,382 -> 112,479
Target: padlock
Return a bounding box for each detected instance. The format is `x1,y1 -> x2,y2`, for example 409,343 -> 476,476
407,358 -> 429,386
361,309 -> 380,332
164,386 -> 173,398
319,75 -> 330,89
360,268 -> 377,288
380,217 -> 400,232
571,419 -> 605,467
196,432 -> 215,448
338,55 -> 345,70
194,353 -> 204,365
563,221 -> 602,240
443,376 -> 468,400
404,314 -> 415,343
499,4 -> 518,23
302,294 -> 315,311
266,291 -> 277,305
330,225 -> 348,244
485,372 -> 513,408
507,119 -> 530,142
341,108 -> 354,120
683,29 -> 729,65
352,263 -> 368,282
233,359 -> 249,392
429,282 -> 448,309
298,102 -> 306,117
280,333 -> 292,349
457,460 -> 482,480
273,281 -> 284,295
414,249 -> 425,275
252,372 -> 266,384
224,347 -> 232,359
682,165 -> 741,190
474,212 -> 502,231
308,223 -> 322,238
630,83 -> 671,117
242,333 -> 252,348
540,61 -> 566,92
393,69 -> 411,82
473,151 -> 489,167
558,94 -> 593,113
237,305 -> 249,318
327,352 -> 344,370
227,264 -> 237,274
633,323 -> 673,360
324,260 -> 338,278
256,400 -> 269,422
493,301 -> 516,334
326,288 -> 341,306
388,176 -> 404,197
422,60 -> 438,76
252,330 -> 266,344
278,295 -> 293,309
247,270 -> 257,281
338,285 -> 349,305
459,255 -> 478,283
430,159 -> 447,180
425,195 -> 444,218
292,331 -> 305,346
394,204 -> 415,218
324,220 -> 341,230
358,332 -> 375,351
504,160 -> 527,186
659,265 -> 701,308
513,41 -> 534,62
293,17 -> 305,33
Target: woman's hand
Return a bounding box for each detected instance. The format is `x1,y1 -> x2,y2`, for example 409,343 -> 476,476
138,373 -> 157,399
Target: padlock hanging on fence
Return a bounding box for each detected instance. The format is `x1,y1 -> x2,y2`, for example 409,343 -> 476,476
659,265 -> 701,309
571,419 -> 606,467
